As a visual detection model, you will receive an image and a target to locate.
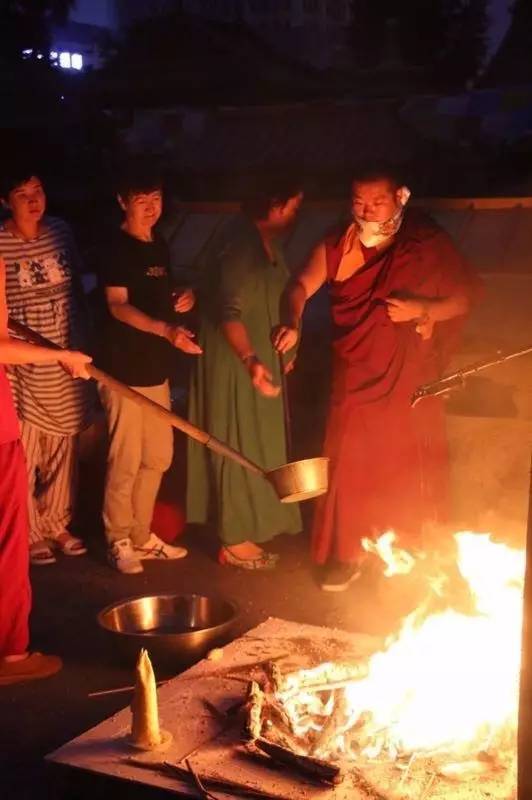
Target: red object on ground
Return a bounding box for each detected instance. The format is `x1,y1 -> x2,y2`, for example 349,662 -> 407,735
151,500 -> 186,543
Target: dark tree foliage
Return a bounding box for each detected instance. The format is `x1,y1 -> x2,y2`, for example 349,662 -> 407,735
349,0 -> 488,89
96,10 -> 324,106
484,0 -> 532,85
0,0 -> 85,161
0,0 -> 74,65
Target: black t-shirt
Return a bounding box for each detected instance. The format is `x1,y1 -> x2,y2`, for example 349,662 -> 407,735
98,229 -> 175,386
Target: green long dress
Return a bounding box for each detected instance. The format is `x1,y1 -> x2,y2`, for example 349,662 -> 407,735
187,215 -> 302,545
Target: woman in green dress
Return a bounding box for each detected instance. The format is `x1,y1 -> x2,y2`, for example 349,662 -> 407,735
187,182 -> 303,569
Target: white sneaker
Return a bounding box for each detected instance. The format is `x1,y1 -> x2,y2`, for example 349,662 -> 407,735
108,538 -> 143,574
133,532 -> 188,561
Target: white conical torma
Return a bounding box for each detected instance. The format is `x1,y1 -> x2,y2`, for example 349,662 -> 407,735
130,648 -> 161,749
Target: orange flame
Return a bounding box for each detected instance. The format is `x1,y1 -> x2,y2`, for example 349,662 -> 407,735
279,532 -> 524,763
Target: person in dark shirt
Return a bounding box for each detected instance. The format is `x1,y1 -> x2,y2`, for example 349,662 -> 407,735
98,162 -> 201,575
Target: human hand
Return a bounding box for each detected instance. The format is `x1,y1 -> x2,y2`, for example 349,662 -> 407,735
173,288 -> 195,313
385,297 -> 426,323
248,359 -> 280,398
415,318 -> 435,340
59,351 -> 92,380
271,324 -> 299,354
166,325 -> 202,354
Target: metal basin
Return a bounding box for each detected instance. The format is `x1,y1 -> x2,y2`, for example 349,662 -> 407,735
97,593 -> 239,668
267,456 -> 329,503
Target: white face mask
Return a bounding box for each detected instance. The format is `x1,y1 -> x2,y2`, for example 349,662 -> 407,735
354,186 -> 411,247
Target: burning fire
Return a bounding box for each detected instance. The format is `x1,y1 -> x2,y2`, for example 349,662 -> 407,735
278,532 -> 524,764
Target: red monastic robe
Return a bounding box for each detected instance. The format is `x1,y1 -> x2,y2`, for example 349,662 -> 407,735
311,208 -> 480,565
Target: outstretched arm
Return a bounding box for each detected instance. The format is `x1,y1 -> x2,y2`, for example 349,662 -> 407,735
105,286 -> 201,354
272,242 -> 328,354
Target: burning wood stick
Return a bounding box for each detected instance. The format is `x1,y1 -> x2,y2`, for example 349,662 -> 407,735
281,677 -> 365,698
245,680 -> 265,740
264,660 -> 285,694
242,748 -> 327,787
255,737 -> 343,785
280,661 -> 368,697
309,688 -> 350,757
244,682 -> 304,752
260,719 -> 305,755
263,698 -> 295,739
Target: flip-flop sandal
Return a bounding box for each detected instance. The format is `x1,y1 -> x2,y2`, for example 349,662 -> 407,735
218,547 -> 279,570
30,543 -> 56,566
54,535 -> 87,556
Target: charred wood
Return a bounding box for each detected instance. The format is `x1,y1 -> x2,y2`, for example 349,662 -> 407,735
255,737 -> 343,785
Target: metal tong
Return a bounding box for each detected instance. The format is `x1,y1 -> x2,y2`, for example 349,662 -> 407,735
411,344 -> 532,407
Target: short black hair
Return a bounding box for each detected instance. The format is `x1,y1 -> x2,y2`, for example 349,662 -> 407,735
114,159 -> 163,200
351,162 -> 406,192
241,174 -> 303,221
0,163 -> 44,200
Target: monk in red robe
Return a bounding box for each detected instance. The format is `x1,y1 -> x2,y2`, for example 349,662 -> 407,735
273,166 -> 480,591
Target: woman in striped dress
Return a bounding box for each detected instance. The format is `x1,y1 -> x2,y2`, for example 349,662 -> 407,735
0,253 -> 90,684
0,168 -> 93,566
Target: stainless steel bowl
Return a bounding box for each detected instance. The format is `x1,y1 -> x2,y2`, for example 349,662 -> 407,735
97,593 -> 239,668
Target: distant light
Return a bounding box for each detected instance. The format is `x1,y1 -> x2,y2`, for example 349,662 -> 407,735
37,53 -> 43,60
60,95 -> 65,101
22,48 -> 33,55
59,51 -> 71,69
50,50 -> 58,60
71,53 -> 83,70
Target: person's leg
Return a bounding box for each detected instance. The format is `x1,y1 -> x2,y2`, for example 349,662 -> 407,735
126,382 -> 186,562
0,440 -> 31,658
98,383 -> 144,573
98,382 -> 143,545
34,432 -> 85,554
19,421 -> 55,565
0,440 -> 63,684
129,382 -> 173,547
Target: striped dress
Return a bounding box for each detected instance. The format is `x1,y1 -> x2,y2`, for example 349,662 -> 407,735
0,216 -> 92,436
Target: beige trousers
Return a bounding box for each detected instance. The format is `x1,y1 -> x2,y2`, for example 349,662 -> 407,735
98,381 -> 173,546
